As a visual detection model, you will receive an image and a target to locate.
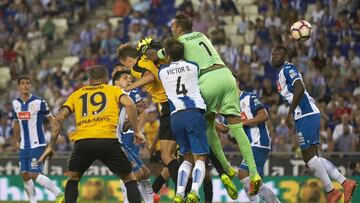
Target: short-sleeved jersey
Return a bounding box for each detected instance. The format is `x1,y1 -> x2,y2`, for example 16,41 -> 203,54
158,32 -> 225,70
12,95 -> 51,149
117,88 -> 143,139
276,62 -> 320,120
158,60 -> 206,114
144,121 -> 160,151
131,55 -> 167,103
63,84 -> 124,141
240,92 -> 271,149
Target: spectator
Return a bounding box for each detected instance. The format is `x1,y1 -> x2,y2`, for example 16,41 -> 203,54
80,24 -> 96,47
192,12 -> 210,34
52,64 -> 66,89
37,60 -> 52,82
265,9 -> 282,28
113,0 -> 131,17
237,12 -> 247,35
312,1 -> 325,23
333,113 -> 354,142
332,47 -> 346,68
42,15 -> 56,41
68,35 -> 83,56
349,48 -> 360,68
219,0 -> 239,15
244,21 -> 256,45
334,124 -> 357,152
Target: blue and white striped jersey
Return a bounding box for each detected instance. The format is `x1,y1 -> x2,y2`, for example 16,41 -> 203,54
240,92 -> 271,149
12,95 -> 51,149
117,88 -> 143,140
276,62 -> 320,120
158,60 -> 206,114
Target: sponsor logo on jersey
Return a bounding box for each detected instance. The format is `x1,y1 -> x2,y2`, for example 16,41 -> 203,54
17,112 -> 31,120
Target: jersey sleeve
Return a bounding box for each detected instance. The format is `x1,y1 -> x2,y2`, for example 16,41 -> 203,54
113,86 -> 125,104
283,65 -> 301,87
250,94 -> 264,115
12,109 -> 18,121
129,88 -> 143,104
63,93 -> 75,113
40,99 -> 52,117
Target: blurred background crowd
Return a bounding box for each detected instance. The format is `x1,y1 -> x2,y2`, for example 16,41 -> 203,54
0,0 -> 359,160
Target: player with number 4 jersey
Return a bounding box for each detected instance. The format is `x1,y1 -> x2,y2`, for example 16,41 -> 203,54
159,38 -> 209,203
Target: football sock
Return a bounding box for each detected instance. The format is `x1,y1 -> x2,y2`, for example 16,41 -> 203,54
320,157 -> 346,184
203,176 -> 213,203
24,179 -> 37,203
125,180 -> 142,203
36,174 -> 61,197
209,149 -> 225,175
120,180 -> 128,203
307,156 -> 333,192
177,161 -> 192,197
229,123 -> 257,176
191,160 -> 206,195
65,179 -> 79,203
139,179 -> 154,203
152,173 -> 166,193
167,159 -> 180,186
240,177 -> 259,203
206,119 -> 232,174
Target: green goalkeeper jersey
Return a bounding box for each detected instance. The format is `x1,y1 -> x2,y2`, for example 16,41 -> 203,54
157,32 -> 225,70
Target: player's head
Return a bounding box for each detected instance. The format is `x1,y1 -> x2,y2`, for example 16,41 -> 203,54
112,70 -> 132,88
88,65 -> 109,85
164,38 -> 184,62
171,14 -> 193,38
112,63 -> 128,78
17,75 -> 31,96
116,44 -> 138,69
271,45 -> 288,68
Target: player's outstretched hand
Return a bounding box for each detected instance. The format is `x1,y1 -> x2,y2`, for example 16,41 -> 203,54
136,37 -> 153,54
38,146 -> 55,163
285,112 -> 294,129
134,131 -> 146,144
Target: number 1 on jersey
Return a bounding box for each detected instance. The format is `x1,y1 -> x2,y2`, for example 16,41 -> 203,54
199,41 -> 212,56
176,76 -> 188,96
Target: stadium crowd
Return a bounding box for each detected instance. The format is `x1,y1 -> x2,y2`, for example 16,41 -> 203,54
0,0 -> 359,157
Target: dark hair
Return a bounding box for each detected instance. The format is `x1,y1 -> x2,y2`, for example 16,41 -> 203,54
112,70 -> 131,85
17,75 -> 31,85
164,38 -> 184,61
174,14 -> 193,32
116,44 -> 138,60
274,44 -> 288,53
89,65 -> 108,80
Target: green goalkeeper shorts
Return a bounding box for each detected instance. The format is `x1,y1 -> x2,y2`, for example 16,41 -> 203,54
199,67 -> 241,116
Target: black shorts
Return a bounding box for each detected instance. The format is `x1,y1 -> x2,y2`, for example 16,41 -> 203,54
149,150 -> 162,164
158,102 -> 176,141
68,139 -> 132,175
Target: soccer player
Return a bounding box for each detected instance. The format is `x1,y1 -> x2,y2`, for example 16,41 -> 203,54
12,75 -> 64,203
112,70 -> 158,203
271,45 -> 357,203
38,65 -> 144,203
158,38 -> 209,203
216,87 -> 280,203
116,44 -> 180,193
138,14 -> 262,197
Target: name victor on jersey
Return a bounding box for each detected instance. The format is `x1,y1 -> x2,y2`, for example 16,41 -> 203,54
167,66 -> 191,75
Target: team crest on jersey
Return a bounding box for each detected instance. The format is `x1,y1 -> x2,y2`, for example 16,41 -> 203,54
30,104 -> 35,110
18,111 -> 31,120
289,69 -> 297,79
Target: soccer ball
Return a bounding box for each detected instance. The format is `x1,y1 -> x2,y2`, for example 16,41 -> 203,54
290,20 -> 312,41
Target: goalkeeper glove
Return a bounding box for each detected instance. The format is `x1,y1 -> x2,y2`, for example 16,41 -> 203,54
137,37 -> 153,54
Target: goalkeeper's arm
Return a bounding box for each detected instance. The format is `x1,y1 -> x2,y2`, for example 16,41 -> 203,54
137,37 -> 166,62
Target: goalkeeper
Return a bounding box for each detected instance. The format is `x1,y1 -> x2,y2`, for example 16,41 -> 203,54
138,14 -> 262,197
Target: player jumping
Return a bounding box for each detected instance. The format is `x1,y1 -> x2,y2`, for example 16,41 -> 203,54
271,45 -> 357,203
138,14 -> 262,198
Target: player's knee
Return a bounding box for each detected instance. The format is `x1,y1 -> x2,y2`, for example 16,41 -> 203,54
121,172 -> 137,183
161,153 -> 171,164
141,167 -> 151,179
68,171 -> 82,181
30,173 -> 39,181
21,172 -> 31,181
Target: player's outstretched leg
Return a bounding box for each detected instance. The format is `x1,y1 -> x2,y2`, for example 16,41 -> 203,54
22,173 -> 37,203
203,165 -> 213,203
320,157 -> 358,203
302,146 -> 341,203
187,159 -> 206,203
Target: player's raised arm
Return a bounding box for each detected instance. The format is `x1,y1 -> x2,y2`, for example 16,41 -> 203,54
120,94 -> 145,143
125,71 -> 155,91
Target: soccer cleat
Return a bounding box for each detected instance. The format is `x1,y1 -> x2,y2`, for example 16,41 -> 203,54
220,174 -> 238,200
343,179 -> 357,203
154,192 -> 161,203
174,194 -> 184,203
226,166 -> 237,179
249,173 -> 262,196
56,193 -> 65,203
327,189 -> 341,203
186,191 -> 200,203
